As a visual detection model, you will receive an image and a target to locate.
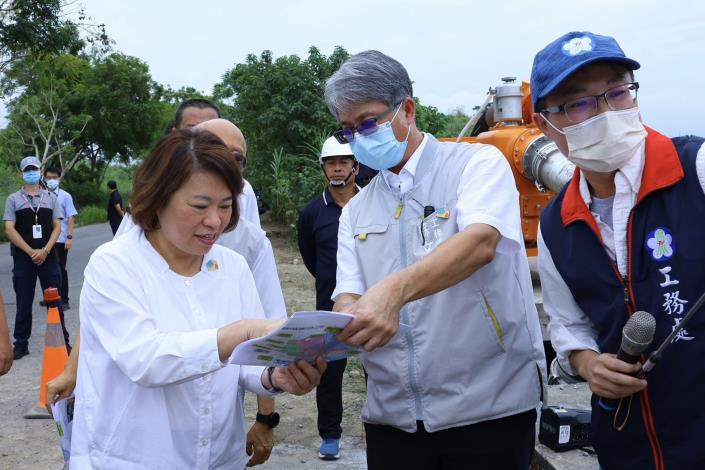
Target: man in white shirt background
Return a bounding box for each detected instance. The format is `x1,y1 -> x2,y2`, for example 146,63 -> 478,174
174,98 -> 261,228
43,165 -> 78,310
195,118 -> 287,466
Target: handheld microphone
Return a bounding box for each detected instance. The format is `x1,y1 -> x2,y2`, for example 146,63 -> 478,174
599,310 -> 656,410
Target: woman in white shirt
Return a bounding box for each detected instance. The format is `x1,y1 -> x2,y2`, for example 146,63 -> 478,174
71,129 -> 325,469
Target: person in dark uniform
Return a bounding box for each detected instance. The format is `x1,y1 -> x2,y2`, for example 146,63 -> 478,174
3,156 -> 69,359
106,180 -> 124,236
297,136 -> 359,460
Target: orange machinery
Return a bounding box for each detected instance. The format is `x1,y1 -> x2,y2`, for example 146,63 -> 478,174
440,78 -> 575,256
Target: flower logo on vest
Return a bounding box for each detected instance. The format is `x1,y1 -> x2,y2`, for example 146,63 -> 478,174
562,36 -> 593,56
206,259 -> 219,271
646,228 -> 674,261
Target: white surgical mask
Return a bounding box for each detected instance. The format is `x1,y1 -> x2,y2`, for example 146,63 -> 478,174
546,107 -> 647,172
45,178 -> 60,190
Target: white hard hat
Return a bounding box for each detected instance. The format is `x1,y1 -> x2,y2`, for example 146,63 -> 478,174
319,136 -> 355,165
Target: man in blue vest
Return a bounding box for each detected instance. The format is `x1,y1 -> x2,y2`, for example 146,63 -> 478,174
533,31 -> 705,469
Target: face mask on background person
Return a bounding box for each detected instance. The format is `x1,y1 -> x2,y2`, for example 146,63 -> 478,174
349,104 -> 411,171
23,170 -> 41,185
45,178 -> 60,190
546,107 -> 647,172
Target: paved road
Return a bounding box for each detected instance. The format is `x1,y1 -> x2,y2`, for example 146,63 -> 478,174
0,223 -> 113,470
0,222 -> 112,357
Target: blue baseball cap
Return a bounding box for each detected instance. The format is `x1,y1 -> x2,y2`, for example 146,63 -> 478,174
19,156 -> 41,171
530,31 -> 640,109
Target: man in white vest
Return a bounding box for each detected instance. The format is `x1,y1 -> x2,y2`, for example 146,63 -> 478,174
325,50 -> 546,469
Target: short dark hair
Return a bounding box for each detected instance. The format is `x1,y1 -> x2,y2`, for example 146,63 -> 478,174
174,99 -> 221,129
44,166 -> 62,177
107,180 -> 118,190
131,129 -> 243,233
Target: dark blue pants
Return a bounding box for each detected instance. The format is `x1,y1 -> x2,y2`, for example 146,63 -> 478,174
54,242 -> 70,303
317,358 -> 347,439
12,252 -> 69,349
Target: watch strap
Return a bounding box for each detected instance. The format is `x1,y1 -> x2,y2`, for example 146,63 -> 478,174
256,411 -> 280,428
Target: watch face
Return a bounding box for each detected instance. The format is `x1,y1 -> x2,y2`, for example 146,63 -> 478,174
270,412 -> 280,428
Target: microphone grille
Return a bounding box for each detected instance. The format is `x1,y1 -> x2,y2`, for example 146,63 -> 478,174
621,310 -> 656,355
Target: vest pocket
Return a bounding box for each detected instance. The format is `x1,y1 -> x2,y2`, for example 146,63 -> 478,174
353,224 -> 393,284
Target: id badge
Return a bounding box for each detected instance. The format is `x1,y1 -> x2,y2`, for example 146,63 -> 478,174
421,214 -> 443,253
420,206 -> 450,254
32,224 -> 42,239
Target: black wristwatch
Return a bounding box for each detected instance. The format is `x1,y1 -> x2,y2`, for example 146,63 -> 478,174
66,234 -> 73,239
256,412 -> 280,429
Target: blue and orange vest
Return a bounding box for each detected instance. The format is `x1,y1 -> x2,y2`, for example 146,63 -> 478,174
541,128 -> 705,470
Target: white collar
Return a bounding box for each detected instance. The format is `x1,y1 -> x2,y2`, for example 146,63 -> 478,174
322,185 -> 361,206
578,140 -> 645,206
135,228 -> 214,276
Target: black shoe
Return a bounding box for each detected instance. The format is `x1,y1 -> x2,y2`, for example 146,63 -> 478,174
63,302 -> 71,311
13,346 -> 29,360
39,300 -> 48,307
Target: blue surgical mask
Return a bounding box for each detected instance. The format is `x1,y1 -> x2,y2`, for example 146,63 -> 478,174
23,170 -> 41,185
349,105 -> 411,171
45,178 -> 60,190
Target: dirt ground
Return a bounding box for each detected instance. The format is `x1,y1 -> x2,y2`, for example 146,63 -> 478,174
0,221 -> 368,469
244,220 -> 368,469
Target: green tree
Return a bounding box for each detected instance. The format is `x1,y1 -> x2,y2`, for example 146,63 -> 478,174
215,46 -> 348,159
415,98 -> 448,136
0,0 -> 108,75
78,53 -> 168,171
214,46 -> 348,223
1,52 -> 167,207
1,53 -> 90,171
438,109 -> 471,138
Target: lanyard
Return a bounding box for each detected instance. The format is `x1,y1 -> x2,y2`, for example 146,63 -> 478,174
20,191 -> 44,225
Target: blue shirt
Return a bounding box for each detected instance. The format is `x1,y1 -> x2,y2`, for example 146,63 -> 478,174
297,188 -> 350,311
49,188 -> 78,243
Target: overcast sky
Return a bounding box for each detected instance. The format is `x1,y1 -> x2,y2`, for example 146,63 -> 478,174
2,0 -> 704,137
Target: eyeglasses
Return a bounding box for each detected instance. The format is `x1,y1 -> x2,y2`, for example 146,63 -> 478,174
541,82 -> 639,123
333,103 -> 400,144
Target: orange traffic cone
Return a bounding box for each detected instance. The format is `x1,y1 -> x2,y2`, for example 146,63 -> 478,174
24,287 -> 69,419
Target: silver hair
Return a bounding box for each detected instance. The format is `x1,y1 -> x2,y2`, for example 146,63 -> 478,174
324,50 -> 413,119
